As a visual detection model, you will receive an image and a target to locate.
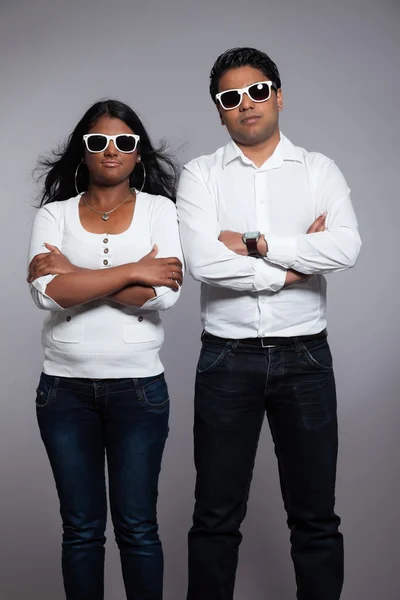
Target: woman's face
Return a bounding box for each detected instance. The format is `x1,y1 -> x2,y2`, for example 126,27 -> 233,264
84,115 -> 139,188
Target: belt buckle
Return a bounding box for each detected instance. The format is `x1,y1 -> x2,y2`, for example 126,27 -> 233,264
261,337 -> 270,348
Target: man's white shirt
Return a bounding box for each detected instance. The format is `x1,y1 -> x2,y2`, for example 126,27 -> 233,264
176,133 -> 361,338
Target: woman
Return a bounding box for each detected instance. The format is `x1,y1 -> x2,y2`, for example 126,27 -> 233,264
27,99 -> 183,600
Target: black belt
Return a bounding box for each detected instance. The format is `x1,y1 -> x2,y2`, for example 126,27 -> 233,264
203,329 -> 327,348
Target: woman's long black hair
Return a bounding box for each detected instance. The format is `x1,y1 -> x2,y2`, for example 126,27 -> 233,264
37,99 -> 178,206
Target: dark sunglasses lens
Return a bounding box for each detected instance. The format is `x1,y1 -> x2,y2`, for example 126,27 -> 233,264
220,90 -> 241,109
249,83 -> 271,102
87,135 -> 107,152
116,135 -> 137,152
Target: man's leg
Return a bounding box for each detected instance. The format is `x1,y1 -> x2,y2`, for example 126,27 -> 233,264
267,338 -> 344,600
187,338 -> 266,600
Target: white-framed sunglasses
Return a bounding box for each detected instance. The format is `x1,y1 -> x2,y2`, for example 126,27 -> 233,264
83,133 -> 140,153
215,80 -> 277,110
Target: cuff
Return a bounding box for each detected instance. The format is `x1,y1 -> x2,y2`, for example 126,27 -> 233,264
266,234 -> 299,269
30,275 -> 64,311
141,286 -> 180,311
252,261 -> 286,292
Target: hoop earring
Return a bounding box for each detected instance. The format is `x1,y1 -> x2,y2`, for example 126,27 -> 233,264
75,161 -> 84,195
136,161 -> 146,193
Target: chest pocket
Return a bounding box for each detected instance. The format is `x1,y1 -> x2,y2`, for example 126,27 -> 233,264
122,313 -> 157,344
52,312 -> 83,343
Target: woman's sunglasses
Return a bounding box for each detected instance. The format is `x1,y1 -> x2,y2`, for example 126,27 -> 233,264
215,80 -> 277,111
83,133 -> 140,153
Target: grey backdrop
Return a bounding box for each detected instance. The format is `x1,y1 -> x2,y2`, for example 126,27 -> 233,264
0,0 -> 399,598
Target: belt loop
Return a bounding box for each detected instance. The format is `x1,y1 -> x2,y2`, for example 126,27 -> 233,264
293,337 -> 302,354
52,377 -> 59,399
133,378 -> 142,401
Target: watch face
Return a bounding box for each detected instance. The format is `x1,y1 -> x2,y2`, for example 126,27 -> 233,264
244,231 -> 260,240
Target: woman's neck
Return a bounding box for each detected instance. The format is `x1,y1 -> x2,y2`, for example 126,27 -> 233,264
84,182 -> 133,209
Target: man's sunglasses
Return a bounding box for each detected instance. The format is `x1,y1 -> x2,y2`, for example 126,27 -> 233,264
215,80 -> 277,111
83,133 -> 140,153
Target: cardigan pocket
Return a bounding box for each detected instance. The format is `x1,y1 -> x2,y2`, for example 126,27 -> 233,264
122,313 -> 157,344
51,312 -> 83,343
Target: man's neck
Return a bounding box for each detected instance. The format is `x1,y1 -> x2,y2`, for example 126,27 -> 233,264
235,129 -> 281,168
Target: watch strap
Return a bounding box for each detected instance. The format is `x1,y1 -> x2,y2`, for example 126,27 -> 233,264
245,237 -> 260,256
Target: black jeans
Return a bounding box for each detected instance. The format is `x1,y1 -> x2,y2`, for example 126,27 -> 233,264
187,335 -> 343,600
36,372 -> 169,600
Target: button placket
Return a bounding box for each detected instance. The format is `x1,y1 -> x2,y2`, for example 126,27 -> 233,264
255,173 -> 272,339
101,235 -> 112,267
255,171 -> 269,226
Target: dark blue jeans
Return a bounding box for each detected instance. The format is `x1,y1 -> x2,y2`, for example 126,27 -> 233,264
187,335 -> 343,600
36,372 -> 169,600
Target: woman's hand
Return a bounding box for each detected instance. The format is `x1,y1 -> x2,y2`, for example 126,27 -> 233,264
27,243 -> 80,283
133,245 -> 183,290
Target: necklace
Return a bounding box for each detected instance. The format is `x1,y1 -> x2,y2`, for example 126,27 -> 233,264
82,189 -> 134,221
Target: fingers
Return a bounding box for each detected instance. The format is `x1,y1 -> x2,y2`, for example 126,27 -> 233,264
28,246 -> 59,272
27,254 -> 58,282
173,275 -> 183,287
44,243 -> 61,253
162,267 -> 183,290
27,262 -> 51,282
317,213 -> 327,232
145,254 -> 182,268
27,258 -> 44,281
146,244 -> 159,258
163,278 -> 180,290
171,267 -> 183,281
307,213 -> 327,234
171,279 -> 180,291
28,252 -> 51,269
284,269 -> 312,286
165,257 -> 183,268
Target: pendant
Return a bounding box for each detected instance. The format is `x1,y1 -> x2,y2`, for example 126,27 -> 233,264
101,213 -> 109,221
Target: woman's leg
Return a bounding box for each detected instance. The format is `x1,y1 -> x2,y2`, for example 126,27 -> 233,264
104,375 -> 169,600
36,373 -> 107,600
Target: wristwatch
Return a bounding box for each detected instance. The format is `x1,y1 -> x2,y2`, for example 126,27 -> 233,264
242,231 -> 261,256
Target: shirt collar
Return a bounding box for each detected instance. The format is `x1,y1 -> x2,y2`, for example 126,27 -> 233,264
222,132 -> 304,169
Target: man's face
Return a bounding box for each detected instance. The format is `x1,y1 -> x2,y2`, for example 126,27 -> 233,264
216,65 -> 283,147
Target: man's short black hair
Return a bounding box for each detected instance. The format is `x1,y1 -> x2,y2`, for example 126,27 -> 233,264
209,47 -> 281,103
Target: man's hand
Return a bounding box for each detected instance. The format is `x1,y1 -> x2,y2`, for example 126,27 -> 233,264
284,270 -> 312,286
283,215 -> 327,285
218,231 -> 247,255
27,244 -> 79,283
307,213 -> 327,234
218,231 -> 268,256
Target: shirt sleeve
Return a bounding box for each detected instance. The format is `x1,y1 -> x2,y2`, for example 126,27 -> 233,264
176,163 -> 286,292
266,158 -> 362,274
140,197 -> 184,312
27,203 -> 65,311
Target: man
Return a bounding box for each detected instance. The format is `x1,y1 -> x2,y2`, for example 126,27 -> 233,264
177,47 -> 361,600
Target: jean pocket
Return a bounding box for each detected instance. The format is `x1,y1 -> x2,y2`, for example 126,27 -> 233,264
140,375 -> 169,407
298,339 -> 333,371
35,378 -> 53,408
196,341 -> 235,374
